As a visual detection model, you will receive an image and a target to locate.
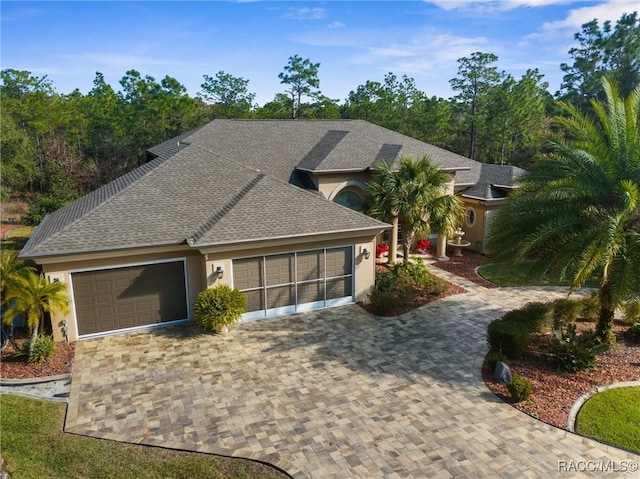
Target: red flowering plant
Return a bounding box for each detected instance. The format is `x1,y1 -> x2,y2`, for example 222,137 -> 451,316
416,238 -> 430,252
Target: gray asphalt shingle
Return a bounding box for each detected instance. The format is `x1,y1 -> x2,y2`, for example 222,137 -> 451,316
21,120 -> 521,259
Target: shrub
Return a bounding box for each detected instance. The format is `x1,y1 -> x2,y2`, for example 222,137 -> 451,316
369,289 -> 400,316
369,259 -> 448,316
375,269 -> 397,293
368,282 -> 416,316
548,323 -> 606,373
625,323 -> 640,345
622,300 -> 640,325
486,351 -> 508,371
501,301 -> 553,333
24,194 -> 76,226
487,318 -> 531,359
15,335 -> 57,363
507,373 -> 532,402
194,285 -> 246,332
577,294 -> 600,322
389,258 -> 432,288
551,298 -> 583,328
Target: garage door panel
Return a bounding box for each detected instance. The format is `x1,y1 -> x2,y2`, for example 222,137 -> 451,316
266,285 -> 295,309
326,277 -> 352,300
234,258 -> 263,290
72,261 -> 187,336
242,290 -> 264,313
234,247 -> 353,319
265,254 -> 294,286
298,281 -> 324,304
297,251 -> 323,281
95,280 -> 113,291
326,247 -> 351,277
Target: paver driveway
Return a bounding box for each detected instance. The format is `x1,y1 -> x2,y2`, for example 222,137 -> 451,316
66,286 -> 640,478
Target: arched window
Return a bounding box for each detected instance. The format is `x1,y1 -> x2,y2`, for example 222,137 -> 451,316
334,189 -> 364,212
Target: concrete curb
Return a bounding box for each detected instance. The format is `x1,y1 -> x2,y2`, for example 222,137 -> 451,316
567,381 -> 640,432
0,373 -> 71,386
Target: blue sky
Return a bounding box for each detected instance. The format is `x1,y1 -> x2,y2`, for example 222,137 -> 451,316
1,1 -> 637,105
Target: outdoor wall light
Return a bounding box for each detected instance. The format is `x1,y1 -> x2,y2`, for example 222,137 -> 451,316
361,247 -> 371,260
215,266 -> 224,279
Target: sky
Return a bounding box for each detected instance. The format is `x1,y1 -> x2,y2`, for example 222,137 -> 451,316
1,0 -> 638,105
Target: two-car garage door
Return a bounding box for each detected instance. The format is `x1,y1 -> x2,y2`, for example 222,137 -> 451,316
71,260 -> 188,337
233,246 -> 353,321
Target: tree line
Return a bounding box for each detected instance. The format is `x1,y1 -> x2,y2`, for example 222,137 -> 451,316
1,12 -> 638,223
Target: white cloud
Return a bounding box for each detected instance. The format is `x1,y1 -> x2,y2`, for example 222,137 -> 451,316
542,0 -> 638,31
426,0 -> 595,13
283,7 -> 327,20
328,22 -> 345,29
351,32 -> 492,81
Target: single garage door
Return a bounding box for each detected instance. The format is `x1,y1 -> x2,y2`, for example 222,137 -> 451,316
71,260 -> 188,336
234,246 -> 353,321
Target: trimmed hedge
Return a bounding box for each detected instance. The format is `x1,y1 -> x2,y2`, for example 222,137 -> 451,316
487,319 -> 531,359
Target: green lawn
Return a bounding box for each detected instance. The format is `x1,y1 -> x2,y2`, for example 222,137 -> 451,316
478,261 -> 599,288
0,395 -> 288,479
1,226 -> 36,254
575,387 -> 640,455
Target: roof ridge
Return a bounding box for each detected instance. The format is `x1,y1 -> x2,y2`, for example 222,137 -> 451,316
188,171 -> 266,244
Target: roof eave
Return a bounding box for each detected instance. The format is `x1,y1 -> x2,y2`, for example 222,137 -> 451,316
296,167 -> 370,175
191,225 -> 391,248
19,238 -> 188,261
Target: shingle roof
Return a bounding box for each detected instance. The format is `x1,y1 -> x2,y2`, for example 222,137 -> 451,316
179,119 -> 479,178
22,119 -> 516,259
21,139 -> 388,258
459,163 -> 526,201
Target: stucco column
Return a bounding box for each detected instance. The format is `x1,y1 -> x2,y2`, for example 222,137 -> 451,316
436,232 -> 449,261
389,215 -> 399,264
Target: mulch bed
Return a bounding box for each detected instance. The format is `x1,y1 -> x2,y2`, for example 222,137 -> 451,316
1,340 -> 75,379
429,247 -> 497,288
483,323 -> 640,430
358,262 -> 466,316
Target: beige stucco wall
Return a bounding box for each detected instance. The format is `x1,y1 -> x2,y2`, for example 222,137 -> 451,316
312,172 -> 371,200
458,198 -> 506,254
39,232 -> 382,342
200,234 -> 378,304
41,248 -> 205,343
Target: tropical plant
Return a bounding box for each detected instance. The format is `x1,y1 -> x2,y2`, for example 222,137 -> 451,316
2,271 -> 69,358
548,323 -> 606,373
0,251 -> 35,306
366,156 -> 464,263
487,78 -> 640,344
194,285 -> 246,332
15,334 -> 57,363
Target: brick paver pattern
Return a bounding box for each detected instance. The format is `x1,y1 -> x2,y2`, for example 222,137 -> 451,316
66,286 -> 640,478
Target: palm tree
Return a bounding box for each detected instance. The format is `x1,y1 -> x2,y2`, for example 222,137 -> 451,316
0,252 -> 35,306
2,271 -> 69,357
487,78 -> 640,344
367,155 -> 464,263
